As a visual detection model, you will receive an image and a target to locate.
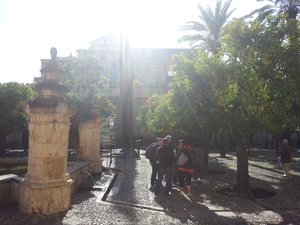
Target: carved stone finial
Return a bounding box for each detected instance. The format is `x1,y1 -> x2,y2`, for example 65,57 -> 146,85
50,47 -> 57,60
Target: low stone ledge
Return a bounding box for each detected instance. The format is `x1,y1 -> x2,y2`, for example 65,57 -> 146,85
0,174 -> 21,208
0,174 -> 20,183
68,161 -> 90,174
0,158 -> 28,165
0,161 -> 92,209
68,161 -> 90,194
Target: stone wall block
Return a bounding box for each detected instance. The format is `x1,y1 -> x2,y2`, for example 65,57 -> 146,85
19,179 -> 72,215
79,119 -> 102,173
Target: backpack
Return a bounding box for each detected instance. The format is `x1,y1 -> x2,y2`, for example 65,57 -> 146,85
176,145 -> 193,166
145,143 -> 156,160
177,151 -> 188,166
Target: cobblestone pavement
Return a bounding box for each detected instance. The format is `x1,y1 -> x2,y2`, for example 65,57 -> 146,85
0,148 -> 300,225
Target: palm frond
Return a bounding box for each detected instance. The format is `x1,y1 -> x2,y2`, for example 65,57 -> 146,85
257,8 -> 278,21
245,0 -> 299,21
180,0 -> 234,54
244,5 -> 274,18
180,21 -> 208,33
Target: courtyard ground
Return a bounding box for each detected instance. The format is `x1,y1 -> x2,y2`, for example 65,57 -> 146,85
0,148 -> 300,225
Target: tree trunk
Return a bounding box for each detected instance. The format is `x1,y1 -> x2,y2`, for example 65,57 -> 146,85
219,131 -> 226,158
202,147 -> 209,172
201,133 -> 210,174
220,147 -> 226,158
21,129 -> 29,151
0,133 -> 7,155
236,141 -> 252,199
264,131 -> 269,149
68,126 -> 79,150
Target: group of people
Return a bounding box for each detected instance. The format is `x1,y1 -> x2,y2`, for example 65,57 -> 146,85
145,136 -> 293,198
145,135 -> 194,197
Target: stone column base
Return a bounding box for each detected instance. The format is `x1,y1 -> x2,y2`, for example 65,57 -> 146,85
19,179 -> 73,215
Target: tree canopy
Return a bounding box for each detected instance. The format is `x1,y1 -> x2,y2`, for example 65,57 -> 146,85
0,82 -> 35,151
57,53 -> 116,148
58,53 -> 116,120
139,15 -> 300,198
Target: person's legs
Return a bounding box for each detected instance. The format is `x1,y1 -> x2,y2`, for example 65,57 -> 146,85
185,172 -> 193,196
151,164 -> 159,186
282,163 -> 290,176
155,168 -> 166,194
172,165 -> 178,185
178,170 -> 185,194
165,167 -> 173,194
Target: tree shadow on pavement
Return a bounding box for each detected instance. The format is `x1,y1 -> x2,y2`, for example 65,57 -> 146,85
154,191 -> 249,225
208,152 -> 300,225
108,151 -> 139,223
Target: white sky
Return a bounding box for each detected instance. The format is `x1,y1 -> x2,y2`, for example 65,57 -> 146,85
0,0 -> 266,84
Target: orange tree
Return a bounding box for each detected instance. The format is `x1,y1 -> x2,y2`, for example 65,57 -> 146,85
0,82 -> 35,153
139,15 -> 299,199
57,53 -> 116,149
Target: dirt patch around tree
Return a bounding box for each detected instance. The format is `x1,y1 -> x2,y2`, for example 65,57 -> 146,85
216,185 -> 277,199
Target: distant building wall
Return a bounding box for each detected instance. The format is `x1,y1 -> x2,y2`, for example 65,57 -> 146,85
78,33 -> 189,143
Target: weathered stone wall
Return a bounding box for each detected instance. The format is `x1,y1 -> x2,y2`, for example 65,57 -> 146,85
19,102 -> 74,215
26,104 -> 71,181
79,119 -> 102,174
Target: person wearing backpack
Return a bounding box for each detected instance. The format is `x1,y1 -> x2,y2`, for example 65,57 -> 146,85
175,140 -> 194,197
154,137 -> 175,196
145,137 -> 158,161
146,137 -> 163,188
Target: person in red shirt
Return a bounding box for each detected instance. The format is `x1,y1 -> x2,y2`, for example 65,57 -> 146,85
175,139 -> 194,197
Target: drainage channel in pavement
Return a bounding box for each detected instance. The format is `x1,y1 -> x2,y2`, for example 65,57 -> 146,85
93,170 -> 119,202
93,169 -> 166,212
102,199 -> 165,212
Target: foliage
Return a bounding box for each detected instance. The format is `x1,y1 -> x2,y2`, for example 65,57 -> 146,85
245,0 -> 300,21
223,16 -> 300,132
57,53 -> 116,149
139,14 -> 299,198
0,82 -> 35,150
140,15 -> 299,142
180,0 -> 235,54
58,54 -> 116,121
0,82 -> 35,133
137,93 -> 175,135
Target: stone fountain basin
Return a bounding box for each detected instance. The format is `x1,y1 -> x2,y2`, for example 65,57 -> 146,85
0,158 -> 91,187
0,160 -> 93,208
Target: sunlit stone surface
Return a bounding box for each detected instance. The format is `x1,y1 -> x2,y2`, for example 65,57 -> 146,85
19,48 -> 74,215
79,119 -> 102,174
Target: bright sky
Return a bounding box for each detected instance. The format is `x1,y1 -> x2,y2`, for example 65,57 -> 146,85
0,0 -> 266,84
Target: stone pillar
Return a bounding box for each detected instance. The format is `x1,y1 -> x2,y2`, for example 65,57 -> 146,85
79,118 -> 102,174
19,48 -> 74,215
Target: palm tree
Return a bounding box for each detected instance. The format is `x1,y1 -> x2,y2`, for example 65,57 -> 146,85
245,0 -> 300,21
179,0 -> 235,54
